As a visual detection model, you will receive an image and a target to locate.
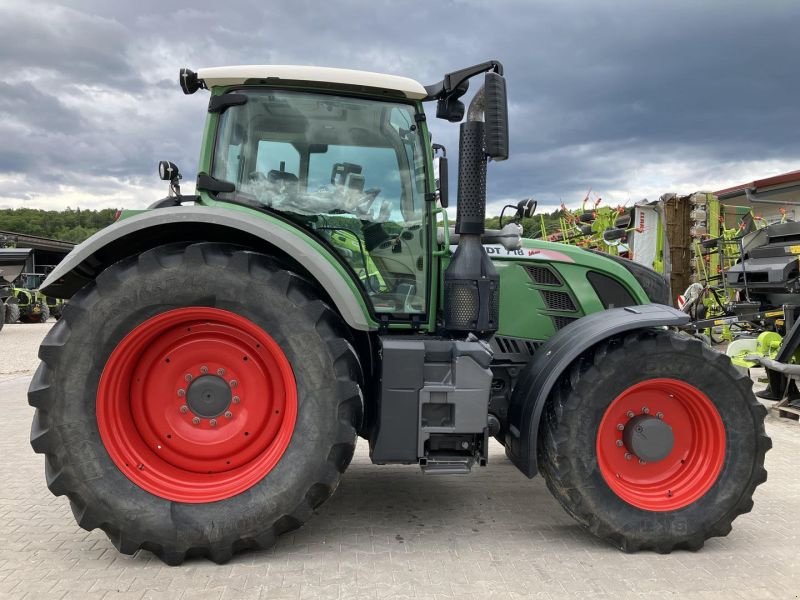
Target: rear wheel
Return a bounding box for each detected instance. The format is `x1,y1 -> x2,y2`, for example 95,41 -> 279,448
538,329 -> 770,552
29,243 -> 363,564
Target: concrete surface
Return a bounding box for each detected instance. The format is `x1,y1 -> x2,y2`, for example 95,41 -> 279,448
1,323 -> 799,599
0,323 -> 50,382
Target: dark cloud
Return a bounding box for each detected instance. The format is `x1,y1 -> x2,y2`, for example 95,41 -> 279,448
1,0 -> 798,209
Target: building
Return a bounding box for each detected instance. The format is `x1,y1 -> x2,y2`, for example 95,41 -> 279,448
715,170 -> 800,224
0,230 -> 74,275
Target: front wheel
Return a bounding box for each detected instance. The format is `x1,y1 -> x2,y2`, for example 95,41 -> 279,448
29,243 -> 363,564
538,329 -> 770,552
4,298 -> 20,324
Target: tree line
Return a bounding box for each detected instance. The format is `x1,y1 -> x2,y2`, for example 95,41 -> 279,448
0,206 -> 569,245
0,208 -> 118,243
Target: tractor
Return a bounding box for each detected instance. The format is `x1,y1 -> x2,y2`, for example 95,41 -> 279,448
18,272 -> 64,320
30,61 -> 769,565
11,287 -> 49,323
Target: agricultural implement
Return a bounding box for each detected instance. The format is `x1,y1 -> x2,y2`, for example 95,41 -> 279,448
30,61 -> 769,564
0,248 -> 32,329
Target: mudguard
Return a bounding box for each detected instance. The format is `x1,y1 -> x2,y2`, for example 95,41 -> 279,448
504,303 -> 690,478
41,206 -> 377,331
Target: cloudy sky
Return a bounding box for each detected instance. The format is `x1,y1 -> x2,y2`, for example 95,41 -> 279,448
1,0 -> 798,215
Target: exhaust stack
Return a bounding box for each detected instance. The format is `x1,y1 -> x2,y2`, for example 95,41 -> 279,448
443,70 -> 509,336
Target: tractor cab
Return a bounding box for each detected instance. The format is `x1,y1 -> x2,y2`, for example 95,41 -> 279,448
185,67 -> 434,317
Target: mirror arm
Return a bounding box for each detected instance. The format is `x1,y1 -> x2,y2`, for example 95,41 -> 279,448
423,60 -> 504,101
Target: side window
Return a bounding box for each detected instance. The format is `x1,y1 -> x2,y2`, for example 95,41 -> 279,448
256,141 -> 300,177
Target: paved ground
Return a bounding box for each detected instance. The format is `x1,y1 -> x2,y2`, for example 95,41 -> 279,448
1,323 -> 799,599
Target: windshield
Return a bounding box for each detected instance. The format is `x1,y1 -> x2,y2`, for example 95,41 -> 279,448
211,90 -> 426,221
211,89 -> 429,315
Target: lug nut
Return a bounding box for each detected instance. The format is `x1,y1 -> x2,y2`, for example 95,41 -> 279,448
192,417 -> 201,425
177,389 -> 186,397
230,380 -> 238,388
624,453 -> 632,461
217,368 -> 226,376
642,407 -> 650,414
232,396 -> 240,404
209,419 -> 217,427
615,440 -> 623,447
185,373 -> 193,382
200,365 -> 209,374
180,405 -> 189,414
224,411 -> 233,419
656,412 -> 664,420
616,424 -> 624,431
626,411 -> 635,418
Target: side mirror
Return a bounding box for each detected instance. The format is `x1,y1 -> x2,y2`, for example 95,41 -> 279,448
483,72 -> 509,161
517,198 -> 536,219
432,145 -> 449,209
436,80 -> 469,123
158,161 -> 180,182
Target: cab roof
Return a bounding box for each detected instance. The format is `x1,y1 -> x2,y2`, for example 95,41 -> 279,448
196,65 -> 428,100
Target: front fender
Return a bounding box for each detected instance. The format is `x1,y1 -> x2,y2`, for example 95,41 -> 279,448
504,304 -> 690,478
42,206 -> 378,331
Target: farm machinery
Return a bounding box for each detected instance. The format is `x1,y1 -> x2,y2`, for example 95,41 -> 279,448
0,248 -> 32,330
30,61 -> 769,564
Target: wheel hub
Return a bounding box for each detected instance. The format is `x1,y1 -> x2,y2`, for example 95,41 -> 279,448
186,374 -> 232,418
622,415 -> 674,463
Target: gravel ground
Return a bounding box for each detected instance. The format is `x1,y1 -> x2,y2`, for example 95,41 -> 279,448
0,322 -> 51,382
1,323 -> 798,600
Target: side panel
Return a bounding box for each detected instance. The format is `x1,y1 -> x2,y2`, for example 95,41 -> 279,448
41,206 -> 378,331
504,304 -> 690,478
491,241 -> 650,341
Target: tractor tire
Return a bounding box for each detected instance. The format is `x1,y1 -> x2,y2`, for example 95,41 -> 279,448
538,329 -> 770,552
4,299 -> 20,324
38,302 -> 50,323
29,243 -> 363,565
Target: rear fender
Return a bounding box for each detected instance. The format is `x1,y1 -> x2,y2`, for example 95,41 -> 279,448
504,304 -> 690,478
41,206 -> 377,331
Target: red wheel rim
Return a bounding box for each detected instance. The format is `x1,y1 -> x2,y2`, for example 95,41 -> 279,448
97,307 -> 297,503
596,378 -> 726,511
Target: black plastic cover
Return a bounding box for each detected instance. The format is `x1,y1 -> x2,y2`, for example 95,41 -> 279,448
196,173 -> 235,193
208,93 -> 248,113
589,250 -> 671,306
586,271 -> 637,309
444,236 -> 499,334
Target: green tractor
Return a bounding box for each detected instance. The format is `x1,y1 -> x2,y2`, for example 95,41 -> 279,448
31,61 -> 769,565
16,273 -> 64,323
12,287 -> 50,323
